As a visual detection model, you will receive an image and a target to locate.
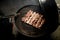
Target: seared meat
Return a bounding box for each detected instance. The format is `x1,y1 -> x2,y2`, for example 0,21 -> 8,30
22,10 -> 45,29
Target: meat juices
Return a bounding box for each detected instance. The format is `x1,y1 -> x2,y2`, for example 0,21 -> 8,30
21,10 -> 45,29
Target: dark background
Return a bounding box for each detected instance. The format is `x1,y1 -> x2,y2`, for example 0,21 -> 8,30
0,0 -> 60,40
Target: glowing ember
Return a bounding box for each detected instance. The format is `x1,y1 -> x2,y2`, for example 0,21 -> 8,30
22,10 -> 45,29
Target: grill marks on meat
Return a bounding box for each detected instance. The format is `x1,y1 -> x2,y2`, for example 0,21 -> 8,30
22,10 -> 45,29
22,10 -> 33,22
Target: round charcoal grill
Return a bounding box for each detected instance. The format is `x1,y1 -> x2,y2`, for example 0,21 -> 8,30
15,5 -> 46,37
15,4 -> 58,37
